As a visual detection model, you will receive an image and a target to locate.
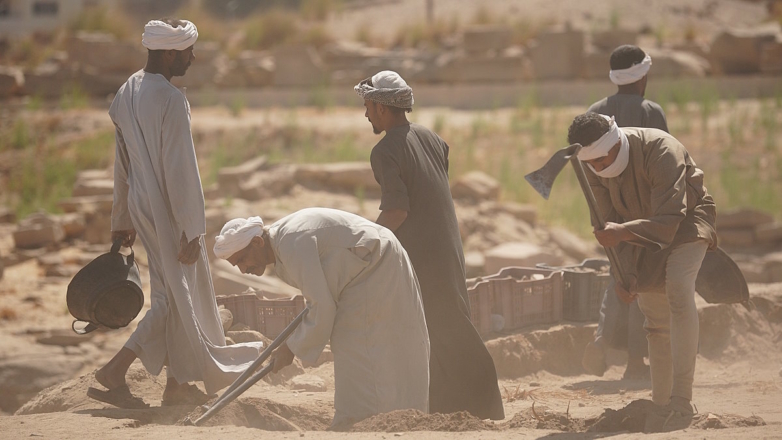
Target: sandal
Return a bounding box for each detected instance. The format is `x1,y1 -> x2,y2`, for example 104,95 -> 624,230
87,385 -> 150,409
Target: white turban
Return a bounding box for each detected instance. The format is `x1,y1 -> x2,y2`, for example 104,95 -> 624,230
213,216 -> 264,260
609,54 -> 652,86
142,20 -> 198,51
354,70 -> 414,109
577,115 -> 629,179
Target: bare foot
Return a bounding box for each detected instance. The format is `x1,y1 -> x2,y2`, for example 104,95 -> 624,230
95,366 -> 127,391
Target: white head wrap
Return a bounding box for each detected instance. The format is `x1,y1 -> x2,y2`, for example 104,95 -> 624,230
354,70 -> 414,109
577,114 -> 630,179
213,216 -> 264,260
609,54 -> 652,86
142,20 -> 198,51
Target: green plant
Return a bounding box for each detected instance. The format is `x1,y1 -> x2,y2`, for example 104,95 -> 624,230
609,8 -> 621,30
228,95 -> 246,117
243,10 -> 298,50
59,84 -> 89,110
69,5 -> 130,40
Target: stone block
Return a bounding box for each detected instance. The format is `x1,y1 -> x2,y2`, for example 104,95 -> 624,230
82,211 -> 112,245
290,374 -> 327,392
582,49 -> 611,79
451,171 -> 500,201
295,162 -> 380,194
66,32 -> 146,74
755,222 -> 782,242
464,251 -> 485,278
57,195 -> 114,214
497,202 -> 538,225
219,308 -> 233,334
239,166 -> 296,201
13,223 -> 64,249
736,260 -> 769,283
548,226 -> 594,261
463,25 -> 513,54
484,242 -> 564,275
760,40 -> 782,74
425,52 -> 528,83
764,252 -> 782,283
217,155 -> 268,196
72,179 -> 114,197
0,206 -> 16,223
591,29 -> 639,52
0,66 -> 23,99
273,45 -> 328,87
59,213 -> 86,239
529,29 -> 585,79
710,25 -> 780,74
718,228 -> 756,247
645,48 -> 710,78
719,208 -> 774,229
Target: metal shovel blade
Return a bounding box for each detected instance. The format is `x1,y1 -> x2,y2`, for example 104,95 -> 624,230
524,144 -> 581,199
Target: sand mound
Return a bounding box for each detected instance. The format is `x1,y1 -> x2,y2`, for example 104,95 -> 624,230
502,404 -> 587,431
15,365 -> 164,415
182,397 -> 332,431
348,409 -> 496,432
587,399 -> 766,433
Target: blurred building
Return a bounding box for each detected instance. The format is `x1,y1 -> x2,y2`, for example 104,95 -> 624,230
0,0 -> 116,39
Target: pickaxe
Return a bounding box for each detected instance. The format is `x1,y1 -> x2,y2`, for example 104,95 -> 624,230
525,144 -> 631,290
183,307 -> 309,426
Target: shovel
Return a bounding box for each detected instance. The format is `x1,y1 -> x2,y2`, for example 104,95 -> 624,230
525,144 -> 631,290
183,307 -> 309,426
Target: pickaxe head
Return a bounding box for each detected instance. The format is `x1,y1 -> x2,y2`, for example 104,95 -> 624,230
524,144 -> 582,199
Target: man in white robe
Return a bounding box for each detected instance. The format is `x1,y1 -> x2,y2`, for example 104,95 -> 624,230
88,18 -> 262,409
213,208 -> 430,427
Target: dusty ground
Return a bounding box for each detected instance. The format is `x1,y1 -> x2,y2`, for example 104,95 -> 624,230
1,236 -> 781,439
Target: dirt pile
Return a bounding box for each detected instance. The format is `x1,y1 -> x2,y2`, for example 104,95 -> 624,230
348,409 -> 497,432
182,397 -> 332,431
587,399 -> 766,433
502,404 -> 587,431
16,365 -> 164,415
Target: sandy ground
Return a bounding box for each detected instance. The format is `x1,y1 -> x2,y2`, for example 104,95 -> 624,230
1,238 -> 781,439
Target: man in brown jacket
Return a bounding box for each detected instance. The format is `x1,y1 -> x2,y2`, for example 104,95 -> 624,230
567,112 -> 717,416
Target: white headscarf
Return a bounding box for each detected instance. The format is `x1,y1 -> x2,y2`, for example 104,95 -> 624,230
142,20 -> 198,51
354,70 -> 414,109
609,54 -> 652,86
213,216 -> 264,260
577,115 -> 629,179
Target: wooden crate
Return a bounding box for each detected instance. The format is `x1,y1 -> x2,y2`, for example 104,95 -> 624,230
468,267 -> 563,336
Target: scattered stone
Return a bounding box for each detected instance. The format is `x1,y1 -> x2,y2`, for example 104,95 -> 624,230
710,25 -> 781,74
0,206 -> 16,223
450,171 -> 500,201
529,28 -> 585,80
495,202 -> 537,225
295,162 -> 379,195
289,374 -> 327,392
226,330 -> 267,344
71,179 -> 114,197
719,208 -> 774,229
35,331 -> 92,347
483,242 -> 564,275
273,45 -> 328,87
219,308 -> 234,334
764,253 -> 782,283
755,222 -> 782,242
58,212 -> 86,239
239,166 -> 296,201
548,227 -> 594,261
718,228 -> 756,247
57,195 -> 114,214
217,156 -> 269,196
13,214 -> 64,249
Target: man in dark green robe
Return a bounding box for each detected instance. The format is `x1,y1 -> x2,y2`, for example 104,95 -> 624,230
355,70 -> 505,420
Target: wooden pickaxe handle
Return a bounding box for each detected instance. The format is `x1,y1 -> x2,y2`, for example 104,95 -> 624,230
568,148 -> 631,290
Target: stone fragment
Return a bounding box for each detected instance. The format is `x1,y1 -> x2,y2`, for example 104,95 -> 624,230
217,156 -> 268,196
483,242 -> 564,275
710,25 -> 780,74
755,222 -> 782,242
720,208 -> 774,228
13,214 -> 64,249
451,171 -> 500,201
219,308 -> 234,334
718,228 -> 756,247
290,374 -> 327,392
226,330 -> 267,344
72,179 -> 114,197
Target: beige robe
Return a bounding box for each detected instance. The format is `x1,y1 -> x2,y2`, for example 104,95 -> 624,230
111,70 -> 262,394
586,127 -> 717,292
268,207 -> 430,426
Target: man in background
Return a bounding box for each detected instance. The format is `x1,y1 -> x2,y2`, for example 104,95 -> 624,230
582,44 -> 669,380
355,71 -> 505,420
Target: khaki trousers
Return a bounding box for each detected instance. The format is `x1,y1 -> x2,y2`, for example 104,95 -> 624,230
637,240 -> 708,405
